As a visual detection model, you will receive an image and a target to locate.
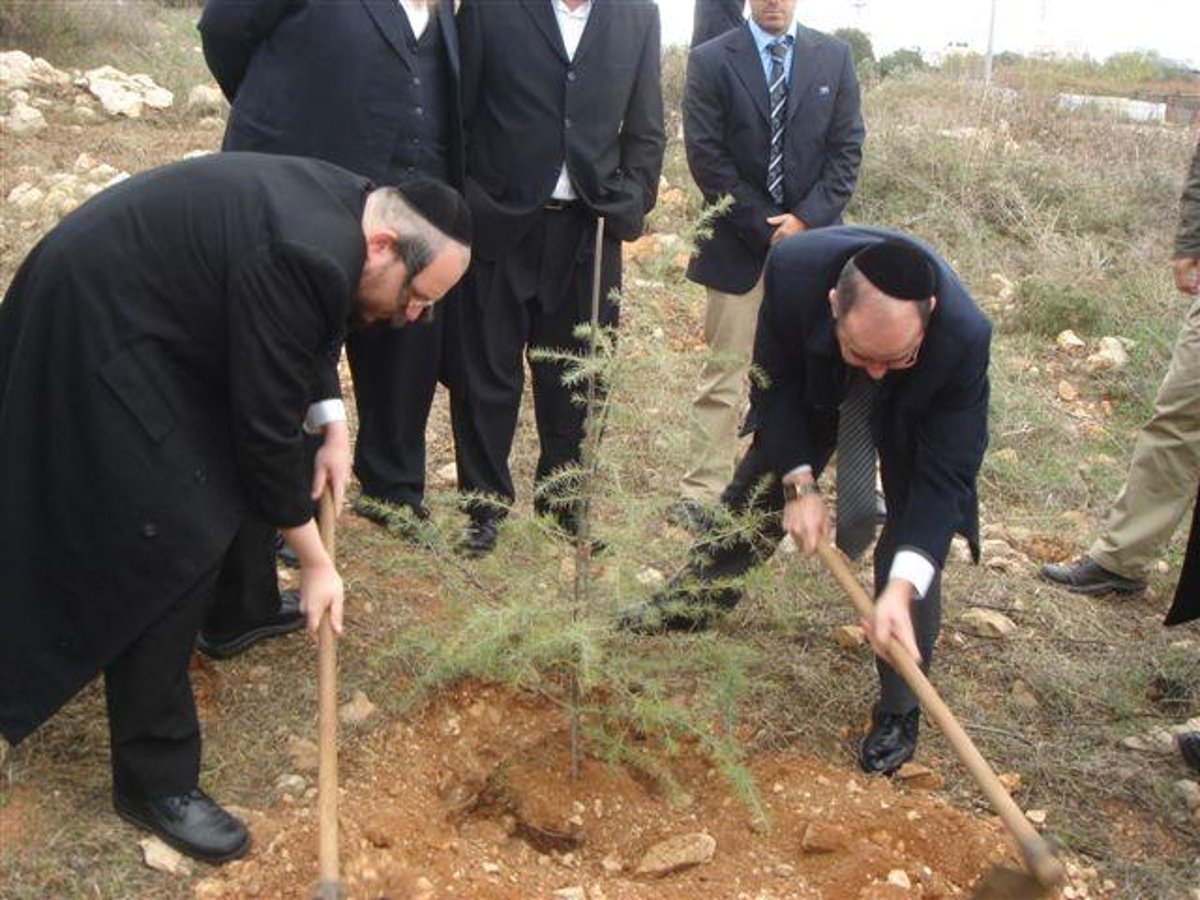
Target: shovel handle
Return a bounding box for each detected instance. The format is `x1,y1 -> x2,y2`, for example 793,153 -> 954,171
816,542 -> 1064,889
316,489 -> 339,887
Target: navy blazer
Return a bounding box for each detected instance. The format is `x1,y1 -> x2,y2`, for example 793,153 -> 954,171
749,227 -> 991,567
457,0 -> 666,259
199,0 -> 465,189
684,23 -> 864,294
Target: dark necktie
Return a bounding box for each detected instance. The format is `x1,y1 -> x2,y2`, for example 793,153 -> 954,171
767,40 -> 788,206
836,373 -> 880,559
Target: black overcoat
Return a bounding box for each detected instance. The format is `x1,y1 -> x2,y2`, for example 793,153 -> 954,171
748,226 -> 992,566
0,153 -> 369,744
1164,487 -> 1199,626
456,0 -> 666,259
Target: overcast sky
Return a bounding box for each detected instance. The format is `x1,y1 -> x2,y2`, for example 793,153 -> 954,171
655,1 -> 1200,67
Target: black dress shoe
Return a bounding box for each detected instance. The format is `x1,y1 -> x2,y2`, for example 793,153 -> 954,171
457,515 -> 500,558
665,499 -> 721,536
1039,556 -> 1146,595
616,597 -> 718,635
352,495 -> 431,542
114,788 -> 249,864
1180,732 -> 1200,773
860,707 -> 920,775
197,590 -> 305,660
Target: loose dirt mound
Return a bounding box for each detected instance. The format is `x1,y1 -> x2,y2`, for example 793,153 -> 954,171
194,684 -> 1017,899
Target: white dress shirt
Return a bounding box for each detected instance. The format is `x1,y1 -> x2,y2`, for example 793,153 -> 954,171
399,0 -> 430,39
550,0 -> 592,201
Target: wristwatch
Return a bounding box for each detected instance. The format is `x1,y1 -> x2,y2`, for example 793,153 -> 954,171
782,481 -> 820,502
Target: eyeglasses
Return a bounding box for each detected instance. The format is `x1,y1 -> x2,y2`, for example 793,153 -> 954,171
835,326 -> 923,372
389,280 -> 436,328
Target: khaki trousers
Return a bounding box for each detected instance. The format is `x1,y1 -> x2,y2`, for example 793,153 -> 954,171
1091,295 -> 1200,579
680,277 -> 765,502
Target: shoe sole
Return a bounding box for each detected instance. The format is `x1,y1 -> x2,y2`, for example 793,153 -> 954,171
114,802 -> 250,864
1050,581 -> 1147,596
196,618 -> 305,661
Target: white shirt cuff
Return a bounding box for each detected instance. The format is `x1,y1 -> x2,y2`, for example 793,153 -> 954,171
888,549 -> 936,599
782,464 -> 813,483
303,399 -> 346,435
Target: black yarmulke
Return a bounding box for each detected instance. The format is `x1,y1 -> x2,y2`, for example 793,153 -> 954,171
853,239 -> 936,300
396,178 -> 473,245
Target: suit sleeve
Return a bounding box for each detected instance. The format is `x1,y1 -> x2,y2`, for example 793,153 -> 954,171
751,256 -> 820,475
197,0 -> 296,102
619,7 -> 666,220
683,46 -> 775,257
456,0 -> 483,150
893,322 -> 991,568
227,242 -> 348,527
792,43 -> 864,229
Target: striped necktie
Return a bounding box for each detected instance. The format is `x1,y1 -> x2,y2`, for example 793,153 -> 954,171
767,40 -> 789,205
835,372 -> 880,559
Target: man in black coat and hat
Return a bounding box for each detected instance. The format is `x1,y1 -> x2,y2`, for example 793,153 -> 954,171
0,152 -> 471,862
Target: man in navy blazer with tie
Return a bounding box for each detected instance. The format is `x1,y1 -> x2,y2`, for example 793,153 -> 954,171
671,0 -> 864,527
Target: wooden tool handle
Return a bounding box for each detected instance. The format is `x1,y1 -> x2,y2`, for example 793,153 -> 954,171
816,542 -> 1064,889
316,489 -> 339,888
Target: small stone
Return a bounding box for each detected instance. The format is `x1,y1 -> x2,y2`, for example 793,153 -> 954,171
1055,330 -> 1086,351
775,863 -> 796,877
895,763 -> 943,790
413,876 -> 435,900
1057,380 -> 1079,402
799,820 -> 846,854
886,869 -> 912,889
481,861 -> 501,874
1085,336 -> 1129,372
833,624 -> 867,651
274,773 -> 307,797
552,888 -> 586,900
435,462 -> 458,485
601,854 -> 623,873
998,772 -> 1023,794
960,607 -> 1017,638
634,832 -> 716,876
187,83 -> 225,114
139,836 -> 192,875
339,690 -> 377,725
1025,809 -> 1047,825
635,566 -> 666,587
1010,680 -> 1040,711
1174,779 -> 1200,812
287,736 -> 319,773
1,102 -> 47,136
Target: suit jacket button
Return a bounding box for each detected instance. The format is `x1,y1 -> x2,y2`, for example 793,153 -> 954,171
567,69 -> 576,82
193,469 -> 206,484
564,117 -> 572,129
141,522 -> 159,539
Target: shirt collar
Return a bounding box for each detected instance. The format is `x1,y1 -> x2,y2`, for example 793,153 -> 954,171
553,0 -> 592,20
747,18 -> 798,56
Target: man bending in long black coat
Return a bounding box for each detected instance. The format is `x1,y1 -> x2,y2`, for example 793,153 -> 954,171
0,152 -> 471,863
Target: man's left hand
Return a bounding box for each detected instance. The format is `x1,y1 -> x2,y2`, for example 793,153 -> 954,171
767,213 -> 807,244
862,578 -> 921,666
311,419 -> 351,509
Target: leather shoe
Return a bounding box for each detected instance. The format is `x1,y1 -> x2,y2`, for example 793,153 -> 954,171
616,582 -> 742,635
859,707 -> 920,775
1180,732 -> 1200,773
197,590 -> 304,660
1039,556 -> 1146,595
352,495 -> 431,542
114,788 -> 249,863
665,498 -> 721,536
457,514 -> 500,558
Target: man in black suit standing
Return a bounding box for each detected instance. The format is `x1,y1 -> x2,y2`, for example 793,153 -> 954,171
625,230 -> 991,778
692,0 -> 744,47
0,154 -> 471,861
198,0 -> 466,654
671,0 -> 863,529
452,0 -> 666,555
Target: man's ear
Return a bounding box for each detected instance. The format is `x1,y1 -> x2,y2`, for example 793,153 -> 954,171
928,295 -> 938,315
365,229 -> 398,259
828,288 -> 839,319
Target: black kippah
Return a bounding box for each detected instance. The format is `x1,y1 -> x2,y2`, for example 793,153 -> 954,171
395,178 -> 473,245
853,239 -> 936,301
